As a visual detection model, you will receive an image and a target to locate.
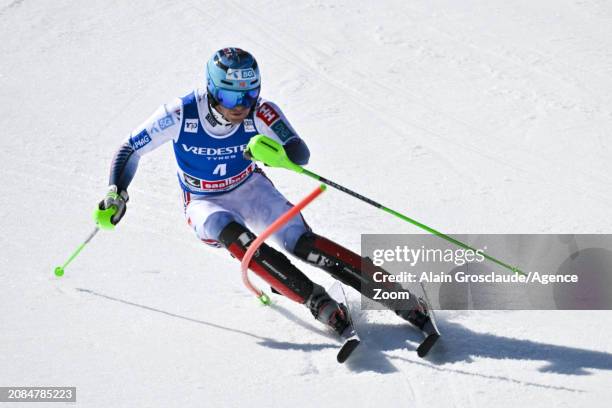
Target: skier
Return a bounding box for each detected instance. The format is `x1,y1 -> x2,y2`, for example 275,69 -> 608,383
97,47 -> 432,341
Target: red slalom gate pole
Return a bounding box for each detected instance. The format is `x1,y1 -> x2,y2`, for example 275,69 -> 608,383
241,184 -> 327,305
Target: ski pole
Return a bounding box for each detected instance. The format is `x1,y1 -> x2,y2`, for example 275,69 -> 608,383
54,196 -> 123,277
246,135 -> 524,276
241,184 -> 327,305
54,227 -> 100,277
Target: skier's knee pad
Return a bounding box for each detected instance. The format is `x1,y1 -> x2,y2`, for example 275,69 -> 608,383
294,232 -> 327,268
294,232 -> 404,294
218,220 -> 253,249
293,232 -> 316,260
219,222 -> 314,303
204,211 -> 244,242
278,224 -> 309,253
293,232 -> 364,291
294,232 -> 361,271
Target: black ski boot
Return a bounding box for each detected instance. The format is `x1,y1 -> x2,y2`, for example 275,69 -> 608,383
397,297 -> 440,356
396,297 -> 431,330
395,298 -> 431,330
307,285 -> 350,337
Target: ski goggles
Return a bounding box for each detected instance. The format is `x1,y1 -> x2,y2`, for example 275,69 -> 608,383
212,87 -> 260,109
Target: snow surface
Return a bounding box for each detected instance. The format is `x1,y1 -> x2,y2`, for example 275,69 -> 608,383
2,0 -> 612,407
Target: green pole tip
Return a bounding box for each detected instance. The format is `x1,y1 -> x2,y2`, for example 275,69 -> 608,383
54,267 -> 64,277
319,184 -> 327,191
259,293 -> 271,306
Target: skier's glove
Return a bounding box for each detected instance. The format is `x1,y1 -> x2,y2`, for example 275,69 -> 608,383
243,148 -> 253,161
94,185 -> 129,230
243,147 -> 270,166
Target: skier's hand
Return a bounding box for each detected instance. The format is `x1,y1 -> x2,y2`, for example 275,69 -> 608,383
243,147 -> 253,161
243,147 -> 270,166
245,135 -> 303,173
94,185 -> 129,229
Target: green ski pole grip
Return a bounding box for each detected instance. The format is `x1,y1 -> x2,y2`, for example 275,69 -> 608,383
246,135 -> 304,174
93,205 -> 118,230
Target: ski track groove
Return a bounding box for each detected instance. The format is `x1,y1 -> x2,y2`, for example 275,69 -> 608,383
0,0 -> 24,16
218,0 -> 487,226
391,4 -> 612,185
221,0 -> 612,209
397,2 -> 612,106
219,3 -> 549,222
0,151 -> 189,222
222,0 -> 482,177
399,369 -> 419,406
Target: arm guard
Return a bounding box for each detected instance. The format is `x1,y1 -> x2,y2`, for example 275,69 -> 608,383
284,138 -> 310,165
109,142 -> 140,192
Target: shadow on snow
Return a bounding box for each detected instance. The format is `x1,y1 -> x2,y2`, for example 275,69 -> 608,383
76,287 -> 611,390
343,311 -> 611,392
76,287 -> 337,353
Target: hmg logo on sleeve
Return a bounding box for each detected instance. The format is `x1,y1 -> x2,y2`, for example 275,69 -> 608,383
130,129 -> 152,150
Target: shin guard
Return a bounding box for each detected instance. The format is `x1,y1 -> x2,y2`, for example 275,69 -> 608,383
293,232 -> 419,311
219,222 -> 313,303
